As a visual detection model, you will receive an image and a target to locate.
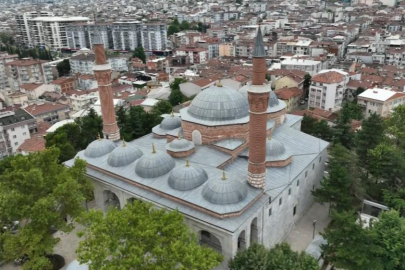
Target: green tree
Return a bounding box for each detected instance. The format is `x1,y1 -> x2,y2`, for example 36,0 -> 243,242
151,100 -> 173,115
168,25 -> 180,36
77,201 -> 223,270
372,210 -> 405,270
355,113 -> 385,170
236,0 -> 243,4
229,243 -> 319,270
301,115 -> 333,141
353,87 -> 365,101
56,59 -> 71,77
387,105 -> 405,150
322,211 -> 382,270
0,148 -> 91,270
169,78 -> 188,106
383,188 -> 405,214
180,20 -> 190,31
74,108 -> 103,149
133,46 -> 146,64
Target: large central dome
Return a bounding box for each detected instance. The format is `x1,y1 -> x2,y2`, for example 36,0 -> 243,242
187,84 -> 249,121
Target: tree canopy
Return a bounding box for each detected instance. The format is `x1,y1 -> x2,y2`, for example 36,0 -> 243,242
169,78 -> 188,106
77,201 -> 223,270
45,108 -> 102,162
301,115 -> 333,141
56,59 -> 71,77
133,46 -> 146,64
229,243 -> 319,270
0,148 -> 91,270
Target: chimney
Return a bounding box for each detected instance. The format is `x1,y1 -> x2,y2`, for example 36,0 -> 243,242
92,30 -> 121,142
247,21 -> 270,190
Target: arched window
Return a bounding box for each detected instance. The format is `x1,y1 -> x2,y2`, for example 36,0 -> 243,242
192,130 -> 202,145
250,217 -> 258,244
237,230 -> 246,251
103,190 -> 120,212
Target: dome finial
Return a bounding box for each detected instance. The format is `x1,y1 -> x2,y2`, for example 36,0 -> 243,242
186,156 -> 190,167
152,143 -> 156,154
216,80 -> 223,87
171,111 -> 174,117
122,138 -> 126,147
178,131 -> 181,140
268,133 -> 272,140
98,133 -> 101,141
222,170 -> 227,180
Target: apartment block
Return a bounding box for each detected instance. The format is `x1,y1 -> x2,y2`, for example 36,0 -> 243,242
5,59 -> 52,90
15,11 -> 54,48
358,88 -> 405,118
0,53 -> 19,89
112,21 -> 142,51
69,53 -> 128,75
141,23 -> 167,51
0,109 -> 36,158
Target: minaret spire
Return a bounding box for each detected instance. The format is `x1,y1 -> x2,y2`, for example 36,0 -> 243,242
93,30 -> 121,141
247,22 -> 270,189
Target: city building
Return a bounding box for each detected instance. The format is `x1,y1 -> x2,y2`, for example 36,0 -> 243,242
24,101 -> 70,124
66,23 -> 113,50
4,59 -> 52,91
308,70 -> 346,111
358,88 -> 405,118
112,21 -> 142,51
280,58 -> 322,76
65,26 -> 328,270
0,53 -> 19,89
15,11 -> 54,48
69,53 -> 128,75
0,109 -> 36,158
141,23 -> 167,51
27,16 -> 90,49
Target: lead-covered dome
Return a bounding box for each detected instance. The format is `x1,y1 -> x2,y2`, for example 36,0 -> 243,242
161,114 -> 182,130
168,161 -> 208,191
187,84 -> 249,121
166,137 -> 195,152
266,137 -> 286,158
135,145 -> 176,178
107,141 -> 143,167
84,138 -> 117,158
202,172 -> 248,205
268,91 -> 279,107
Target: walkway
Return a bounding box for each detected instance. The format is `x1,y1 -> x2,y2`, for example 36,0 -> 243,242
285,202 -> 331,252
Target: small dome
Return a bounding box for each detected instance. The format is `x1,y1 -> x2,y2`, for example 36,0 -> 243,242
135,145 -> 176,178
160,114 -> 182,130
166,137 -> 195,153
268,91 -> 279,107
168,161 -> 208,191
84,138 -> 117,158
202,172 -> 248,205
266,137 -> 286,157
187,84 -> 249,121
107,141 -> 143,167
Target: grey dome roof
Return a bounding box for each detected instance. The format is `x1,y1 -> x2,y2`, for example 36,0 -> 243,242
107,142 -> 143,167
166,138 -> 195,152
268,91 -> 279,107
135,147 -> 176,178
168,162 -> 208,191
202,172 -> 248,205
160,114 -> 182,130
84,138 -> 117,158
187,84 -> 249,121
265,137 -> 291,161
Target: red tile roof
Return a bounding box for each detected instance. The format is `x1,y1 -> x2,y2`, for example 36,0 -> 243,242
311,71 -> 344,84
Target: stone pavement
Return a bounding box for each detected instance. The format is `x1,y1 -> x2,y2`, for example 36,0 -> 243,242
285,202 -> 331,252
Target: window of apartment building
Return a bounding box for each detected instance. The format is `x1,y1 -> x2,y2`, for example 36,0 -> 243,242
14,142 -> 18,146
13,135 -> 16,139
23,132 -> 26,136
279,198 -> 282,205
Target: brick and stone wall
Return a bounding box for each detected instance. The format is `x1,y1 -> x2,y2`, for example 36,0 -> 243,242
167,148 -> 195,157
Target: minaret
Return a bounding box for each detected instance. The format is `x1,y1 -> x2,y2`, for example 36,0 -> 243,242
93,31 -> 120,141
247,23 -> 270,189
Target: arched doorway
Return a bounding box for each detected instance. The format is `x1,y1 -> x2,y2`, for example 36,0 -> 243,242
103,190 -> 120,212
199,230 -> 222,254
250,217 -> 258,244
192,130 -> 202,145
237,230 -> 246,251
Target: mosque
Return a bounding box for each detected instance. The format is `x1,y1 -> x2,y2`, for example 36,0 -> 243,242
65,27 -> 328,269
